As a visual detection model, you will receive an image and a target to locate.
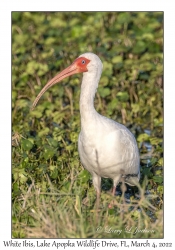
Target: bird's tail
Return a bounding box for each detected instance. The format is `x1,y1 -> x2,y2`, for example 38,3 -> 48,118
124,172 -> 140,186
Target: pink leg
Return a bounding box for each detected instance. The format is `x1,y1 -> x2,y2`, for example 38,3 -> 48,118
112,186 -> 116,196
108,186 -> 116,208
92,174 -> 101,209
96,191 -> 101,209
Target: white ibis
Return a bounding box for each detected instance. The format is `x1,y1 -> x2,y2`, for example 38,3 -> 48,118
32,52 -> 140,206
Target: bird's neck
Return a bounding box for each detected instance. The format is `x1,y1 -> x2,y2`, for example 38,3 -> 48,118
80,71 -> 101,123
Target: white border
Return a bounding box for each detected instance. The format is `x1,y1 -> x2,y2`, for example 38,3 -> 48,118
0,0 -> 174,249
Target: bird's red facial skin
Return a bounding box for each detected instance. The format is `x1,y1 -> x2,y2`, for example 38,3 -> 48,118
73,57 -> 90,73
32,57 -> 90,109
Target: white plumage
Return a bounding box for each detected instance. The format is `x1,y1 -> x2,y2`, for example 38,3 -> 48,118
32,52 -> 140,205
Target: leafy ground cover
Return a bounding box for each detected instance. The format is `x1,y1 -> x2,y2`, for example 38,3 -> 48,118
12,12 -> 163,238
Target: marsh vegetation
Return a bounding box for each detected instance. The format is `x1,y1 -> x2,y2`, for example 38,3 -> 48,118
12,12 -> 163,238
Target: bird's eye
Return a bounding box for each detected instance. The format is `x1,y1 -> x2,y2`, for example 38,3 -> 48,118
82,60 -> 86,64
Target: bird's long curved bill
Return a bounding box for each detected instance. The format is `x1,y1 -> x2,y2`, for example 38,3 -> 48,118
32,63 -> 78,110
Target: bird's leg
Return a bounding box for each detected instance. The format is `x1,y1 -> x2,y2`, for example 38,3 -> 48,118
108,176 -> 121,209
95,190 -> 101,210
108,186 -> 116,209
112,186 -> 116,196
92,174 -> 101,210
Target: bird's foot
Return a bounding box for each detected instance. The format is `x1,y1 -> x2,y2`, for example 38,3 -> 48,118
108,202 -> 114,209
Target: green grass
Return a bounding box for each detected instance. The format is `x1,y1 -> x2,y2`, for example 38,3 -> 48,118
12,177 -> 163,238
12,11 -> 163,238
